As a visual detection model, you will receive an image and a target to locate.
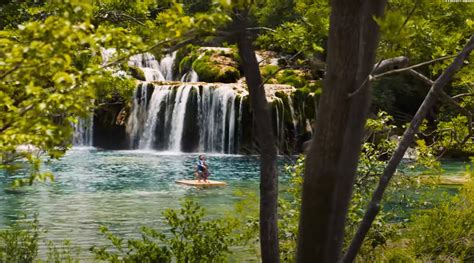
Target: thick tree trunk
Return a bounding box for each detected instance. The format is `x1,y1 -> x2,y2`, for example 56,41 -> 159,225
234,11 -> 280,263
343,35 -> 474,263
296,1 -> 386,262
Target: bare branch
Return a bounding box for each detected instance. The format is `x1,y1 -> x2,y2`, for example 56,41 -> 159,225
0,62 -> 22,80
0,105 -> 34,133
452,93 -> 474,99
372,56 -> 409,74
246,27 -> 276,33
372,54 -> 457,80
407,69 -> 473,118
348,56 -> 409,98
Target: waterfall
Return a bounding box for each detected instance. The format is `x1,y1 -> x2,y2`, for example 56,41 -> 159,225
237,96 -> 244,152
128,53 -> 165,81
127,84 -> 239,153
273,98 -> 287,151
199,85 -> 237,153
138,86 -> 171,149
73,115 -> 93,147
158,52 -> 176,81
180,69 -> 199,82
228,93 -> 236,153
101,48 -> 115,65
287,96 -> 298,138
127,85 -> 149,148
168,85 -> 193,151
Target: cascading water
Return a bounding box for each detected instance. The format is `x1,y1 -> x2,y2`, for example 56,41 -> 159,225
180,69 -> 199,82
168,85 -> 193,151
228,94 -> 236,153
287,96 -> 298,139
127,85 -> 150,148
158,52 -> 176,81
199,85 -> 237,153
127,84 -> 239,153
73,115 -> 94,147
128,53 -> 165,81
274,97 -> 286,150
93,49 -> 316,154
237,96 -> 244,151
138,86 -> 171,149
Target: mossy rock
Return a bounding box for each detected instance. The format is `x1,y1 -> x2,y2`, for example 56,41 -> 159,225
173,46 -> 241,83
192,53 -> 240,83
276,69 -> 309,88
260,67 -> 313,88
129,66 -> 146,81
174,44 -> 200,76
260,65 -> 280,84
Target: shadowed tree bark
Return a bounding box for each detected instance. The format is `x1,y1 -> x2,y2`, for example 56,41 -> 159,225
297,1 -> 386,262
232,9 -> 280,263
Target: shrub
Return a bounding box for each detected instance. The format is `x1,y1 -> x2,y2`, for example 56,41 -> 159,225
408,179 -> 474,261
0,215 -> 39,263
91,200 -> 238,262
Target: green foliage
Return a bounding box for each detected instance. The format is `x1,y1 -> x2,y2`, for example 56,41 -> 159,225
255,0 -> 329,55
192,49 -> 241,83
377,1 -> 474,62
44,240 -> 81,263
0,1 -> 143,183
408,179 -> 474,261
0,215 -> 39,262
434,115 -> 473,154
91,200 -> 238,262
254,0 -> 299,28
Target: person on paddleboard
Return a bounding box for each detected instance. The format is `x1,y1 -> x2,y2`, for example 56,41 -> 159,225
196,155 -> 210,182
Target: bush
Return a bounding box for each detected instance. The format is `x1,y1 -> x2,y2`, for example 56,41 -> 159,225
408,179 -> 474,261
91,200 -> 239,262
0,215 -> 39,263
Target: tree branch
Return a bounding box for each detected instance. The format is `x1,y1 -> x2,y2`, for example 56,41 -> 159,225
0,62 -> 22,80
372,56 -> 409,74
348,56 -> 409,98
372,54 -> 458,80
406,68 -> 473,150
343,34 -> 474,263
246,27 -> 276,33
0,105 -> 34,133
452,92 -> 474,99
406,69 -> 473,118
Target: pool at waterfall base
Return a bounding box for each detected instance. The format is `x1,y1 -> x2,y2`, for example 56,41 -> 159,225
0,148 -> 274,260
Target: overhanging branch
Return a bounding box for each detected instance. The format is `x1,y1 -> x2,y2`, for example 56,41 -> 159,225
372,54 -> 457,80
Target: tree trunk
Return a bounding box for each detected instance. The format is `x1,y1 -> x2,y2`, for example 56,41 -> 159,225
343,35 -> 474,263
296,1 -> 386,262
233,11 -> 280,263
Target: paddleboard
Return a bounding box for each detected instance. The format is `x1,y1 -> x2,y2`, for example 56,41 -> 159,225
175,179 -> 227,187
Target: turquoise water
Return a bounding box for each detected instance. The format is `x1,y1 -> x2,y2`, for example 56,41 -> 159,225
0,149 -> 468,259
0,148 -> 291,259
